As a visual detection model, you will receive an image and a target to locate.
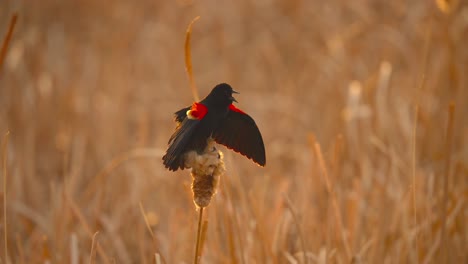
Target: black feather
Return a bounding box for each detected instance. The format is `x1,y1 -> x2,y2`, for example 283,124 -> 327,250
163,118 -> 199,171
213,110 -> 266,166
163,83 -> 266,171
174,106 -> 190,124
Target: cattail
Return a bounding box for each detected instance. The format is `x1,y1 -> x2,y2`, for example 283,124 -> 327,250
184,138 -> 225,208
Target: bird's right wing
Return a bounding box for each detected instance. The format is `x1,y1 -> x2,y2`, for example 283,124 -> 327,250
162,105 -> 198,171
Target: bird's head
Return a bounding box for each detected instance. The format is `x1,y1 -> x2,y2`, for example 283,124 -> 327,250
205,83 -> 239,106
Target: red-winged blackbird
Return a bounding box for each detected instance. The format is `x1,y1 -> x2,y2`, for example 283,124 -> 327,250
163,83 -> 266,171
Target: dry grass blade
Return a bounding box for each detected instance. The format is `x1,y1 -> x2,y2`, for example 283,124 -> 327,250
440,102 -> 455,263
139,201 -> 162,260
412,24 -> 433,260
284,195 -> 308,264
155,253 -> 162,264
83,148 -> 165,200
139,202 -> 156,239
2,131 -> 10,263
89,231 -> 99,264
225,216 -> 238,264
313,142 -> 352,260
0,24 -> 16,258
0,13 -> 18,73
185,16 -> 201,101
66,193 -> 111,264
71,233 -> 79,264
15,234 -> 25,264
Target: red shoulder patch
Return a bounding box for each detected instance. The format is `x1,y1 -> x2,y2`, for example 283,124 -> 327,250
229,104 -> 246,115
187,103 -> 208,120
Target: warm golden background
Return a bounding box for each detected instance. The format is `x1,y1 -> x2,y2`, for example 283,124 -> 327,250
1,0 -> 467,263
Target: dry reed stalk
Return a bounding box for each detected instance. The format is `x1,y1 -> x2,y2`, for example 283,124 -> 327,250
440,103 -> 455,263
224,212 -> 238,264
0,13 -> 18,73
66,192 -> 111,264
0,15 -> 17,261
83,148 -> 165,201
284,195 -> 308,264
2,131 -> 10,263
313,143 -> 352,260
89,231 -> 99,264
412,24 -> 433,262
154,253 -> 162,264
139,202 -> 160,255
185,16 -> 201,102
70,233 -> 79,264
15,234 -> 25,264
99,215 -> 132,263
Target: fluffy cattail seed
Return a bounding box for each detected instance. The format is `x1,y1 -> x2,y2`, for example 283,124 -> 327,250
184,139 -> 225,208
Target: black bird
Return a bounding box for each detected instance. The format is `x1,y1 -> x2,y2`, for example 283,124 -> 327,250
163,83 -> 266,171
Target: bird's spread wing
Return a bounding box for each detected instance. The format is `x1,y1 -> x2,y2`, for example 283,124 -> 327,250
163,118 -> 200,171
163,105 -> 197,171
213,105 -> 266,166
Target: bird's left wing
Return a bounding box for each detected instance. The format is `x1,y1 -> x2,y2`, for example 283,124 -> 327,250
213,105 -> 266,166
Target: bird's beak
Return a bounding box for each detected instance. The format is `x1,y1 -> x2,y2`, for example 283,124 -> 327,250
231,90 -> 239,102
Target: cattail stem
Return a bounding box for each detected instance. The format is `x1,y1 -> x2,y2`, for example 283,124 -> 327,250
193,207 -> 204,264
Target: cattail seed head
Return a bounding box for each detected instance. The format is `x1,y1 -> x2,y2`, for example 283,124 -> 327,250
184,139 -> 225,208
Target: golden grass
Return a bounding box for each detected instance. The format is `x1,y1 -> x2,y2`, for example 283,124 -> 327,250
185,16 -> 201,102
2,131 -> 10,262
0,13 -> 17,73
0,1 -> 467,263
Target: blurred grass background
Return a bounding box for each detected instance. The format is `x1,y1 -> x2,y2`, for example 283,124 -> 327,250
0,0 -> 467,263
